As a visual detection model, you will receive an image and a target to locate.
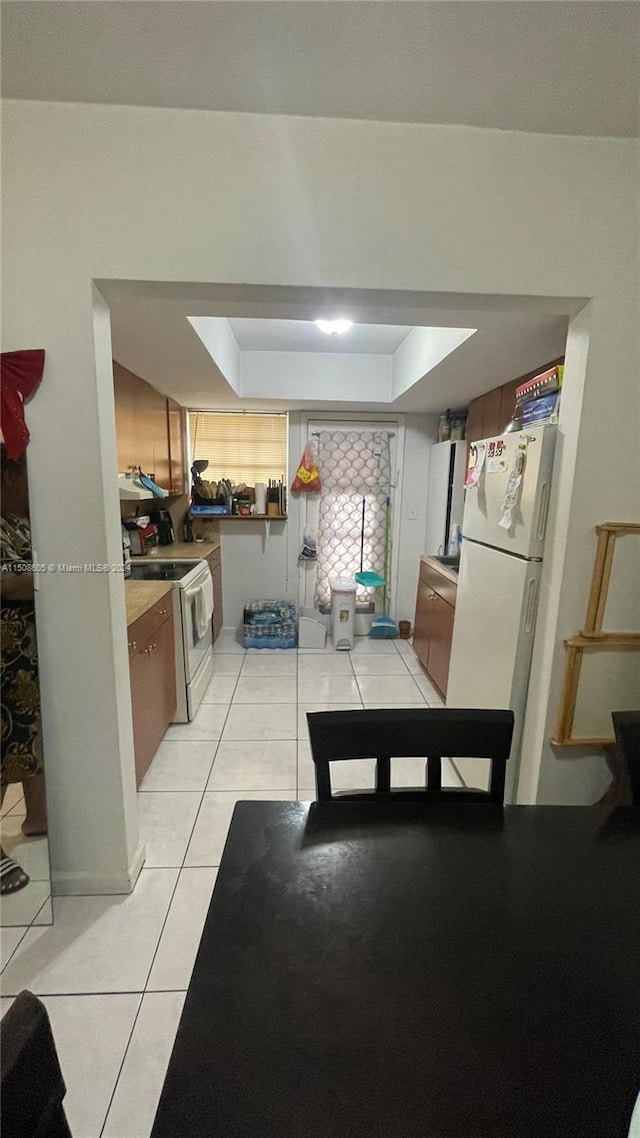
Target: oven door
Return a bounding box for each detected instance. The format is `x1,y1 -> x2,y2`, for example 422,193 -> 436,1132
181,571 -> 213,682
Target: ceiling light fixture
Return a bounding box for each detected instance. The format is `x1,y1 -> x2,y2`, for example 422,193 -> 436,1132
315,318 -> 353,336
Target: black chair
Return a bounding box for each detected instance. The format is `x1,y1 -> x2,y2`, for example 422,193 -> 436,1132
306,708 -> 514,803
1,990 -> 73,1138
611,711 -> 640,805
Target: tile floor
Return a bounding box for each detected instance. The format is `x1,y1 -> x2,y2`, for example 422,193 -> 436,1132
0,634 -> 457,1138
0,785 -> 52,927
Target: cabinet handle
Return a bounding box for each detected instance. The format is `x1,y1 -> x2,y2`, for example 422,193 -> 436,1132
158,608 -> 168,615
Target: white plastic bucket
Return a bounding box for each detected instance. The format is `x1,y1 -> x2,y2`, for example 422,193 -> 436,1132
298,607 -> 328,649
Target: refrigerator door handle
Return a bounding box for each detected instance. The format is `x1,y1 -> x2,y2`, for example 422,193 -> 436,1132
524,577 -> 538,634
535,481 -> 551,543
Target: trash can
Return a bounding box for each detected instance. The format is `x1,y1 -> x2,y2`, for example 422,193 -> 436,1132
330,577 -> 356,650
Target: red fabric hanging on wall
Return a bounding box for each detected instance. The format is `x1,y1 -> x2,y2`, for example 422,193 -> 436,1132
0,350 -> 45,460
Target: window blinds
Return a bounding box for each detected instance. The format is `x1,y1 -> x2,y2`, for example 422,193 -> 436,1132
188,412 -> 288,486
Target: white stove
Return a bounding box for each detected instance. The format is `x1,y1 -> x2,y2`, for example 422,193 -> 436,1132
132,557 -> 214,721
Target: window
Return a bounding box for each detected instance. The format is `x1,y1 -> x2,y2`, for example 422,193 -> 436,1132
187,412 -> 288,486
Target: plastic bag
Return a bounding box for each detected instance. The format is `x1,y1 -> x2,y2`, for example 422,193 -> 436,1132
291,441 -> 321,493
299,531 -> 318,560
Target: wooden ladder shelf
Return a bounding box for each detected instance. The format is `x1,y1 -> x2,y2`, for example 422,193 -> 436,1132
552,522 -> 640,748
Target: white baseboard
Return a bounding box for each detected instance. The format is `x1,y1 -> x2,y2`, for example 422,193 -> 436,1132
51,841 -> 146,897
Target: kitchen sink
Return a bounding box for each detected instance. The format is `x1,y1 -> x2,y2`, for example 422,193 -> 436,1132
435,555 -> 460,572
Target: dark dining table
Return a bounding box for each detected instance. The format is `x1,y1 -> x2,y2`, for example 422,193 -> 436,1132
151,800 -> 640,1138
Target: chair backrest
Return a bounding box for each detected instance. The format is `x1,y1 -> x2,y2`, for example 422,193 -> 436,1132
306,708 -> 514,803
1,989 -> 72,1138
612,711 -> 640,805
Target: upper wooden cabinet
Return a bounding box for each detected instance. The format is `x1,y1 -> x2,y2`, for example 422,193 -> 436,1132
167,398 -> 187,496
499,379 -> 519,433
113,362 -> 186,495
467,383 -> 510,445
466,358 -> 563,446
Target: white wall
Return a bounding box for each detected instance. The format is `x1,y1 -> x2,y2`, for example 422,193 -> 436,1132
220,413 -> 302,630
188,317 -> 240,394
2,102 -> 638,891
241,350 -> 391,402
220,520 -> 295,633
391,327 -> 476,400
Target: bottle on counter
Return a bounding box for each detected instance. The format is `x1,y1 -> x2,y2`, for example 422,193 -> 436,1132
438,409 -> 452,443
182,513 -> 194,542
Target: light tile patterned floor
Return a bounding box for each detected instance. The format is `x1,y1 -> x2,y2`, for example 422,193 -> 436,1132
0,635 -> 452,1138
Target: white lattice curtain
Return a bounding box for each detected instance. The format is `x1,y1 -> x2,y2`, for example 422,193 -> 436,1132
314,430 -> 392,609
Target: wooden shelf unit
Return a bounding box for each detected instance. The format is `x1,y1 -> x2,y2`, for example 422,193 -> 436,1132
552,522 -> 640,748
190,512 -> 287,521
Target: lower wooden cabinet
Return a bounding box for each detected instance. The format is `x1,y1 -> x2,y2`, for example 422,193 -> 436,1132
424,593 -> 455,697
128,598 -> 176,788
413,581 -> 432,675
413,561 -> 457,698
206,548 -> 223,641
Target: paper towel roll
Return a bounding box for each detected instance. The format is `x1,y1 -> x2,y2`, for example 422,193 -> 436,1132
254,482 -> 266,514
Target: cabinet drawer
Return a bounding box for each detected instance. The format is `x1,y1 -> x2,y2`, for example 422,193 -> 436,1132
128,594 -> 172,652
419,562 -> 457,610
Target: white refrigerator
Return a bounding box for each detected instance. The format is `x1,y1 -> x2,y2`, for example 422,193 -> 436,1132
446,423 -> 557,802
424,440 -> 467,556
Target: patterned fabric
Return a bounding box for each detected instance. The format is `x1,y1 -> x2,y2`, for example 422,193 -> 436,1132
1,514 -> 43,785
314,431 -> 391,608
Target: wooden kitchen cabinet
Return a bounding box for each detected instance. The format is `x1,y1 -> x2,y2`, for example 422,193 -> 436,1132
480,385 -> 503,440
167,397 -> 187,495
499,379 -> 519,434
114,361 -> 185,493
413,560 -> 457,698
412,581 -> 432,673
425,592 -> 455,697
465,358 -> 563,448
465,397 -> 484,449
128,597 -> 176,787
206,548 -> 223,641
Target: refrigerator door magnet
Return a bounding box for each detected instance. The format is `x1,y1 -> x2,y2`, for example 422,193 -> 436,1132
499,437 -> 529,532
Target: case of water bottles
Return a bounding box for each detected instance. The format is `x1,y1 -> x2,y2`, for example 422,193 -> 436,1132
242,599 -> 298,649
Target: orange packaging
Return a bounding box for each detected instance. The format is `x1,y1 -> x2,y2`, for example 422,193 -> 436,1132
291,442 -> 322,493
